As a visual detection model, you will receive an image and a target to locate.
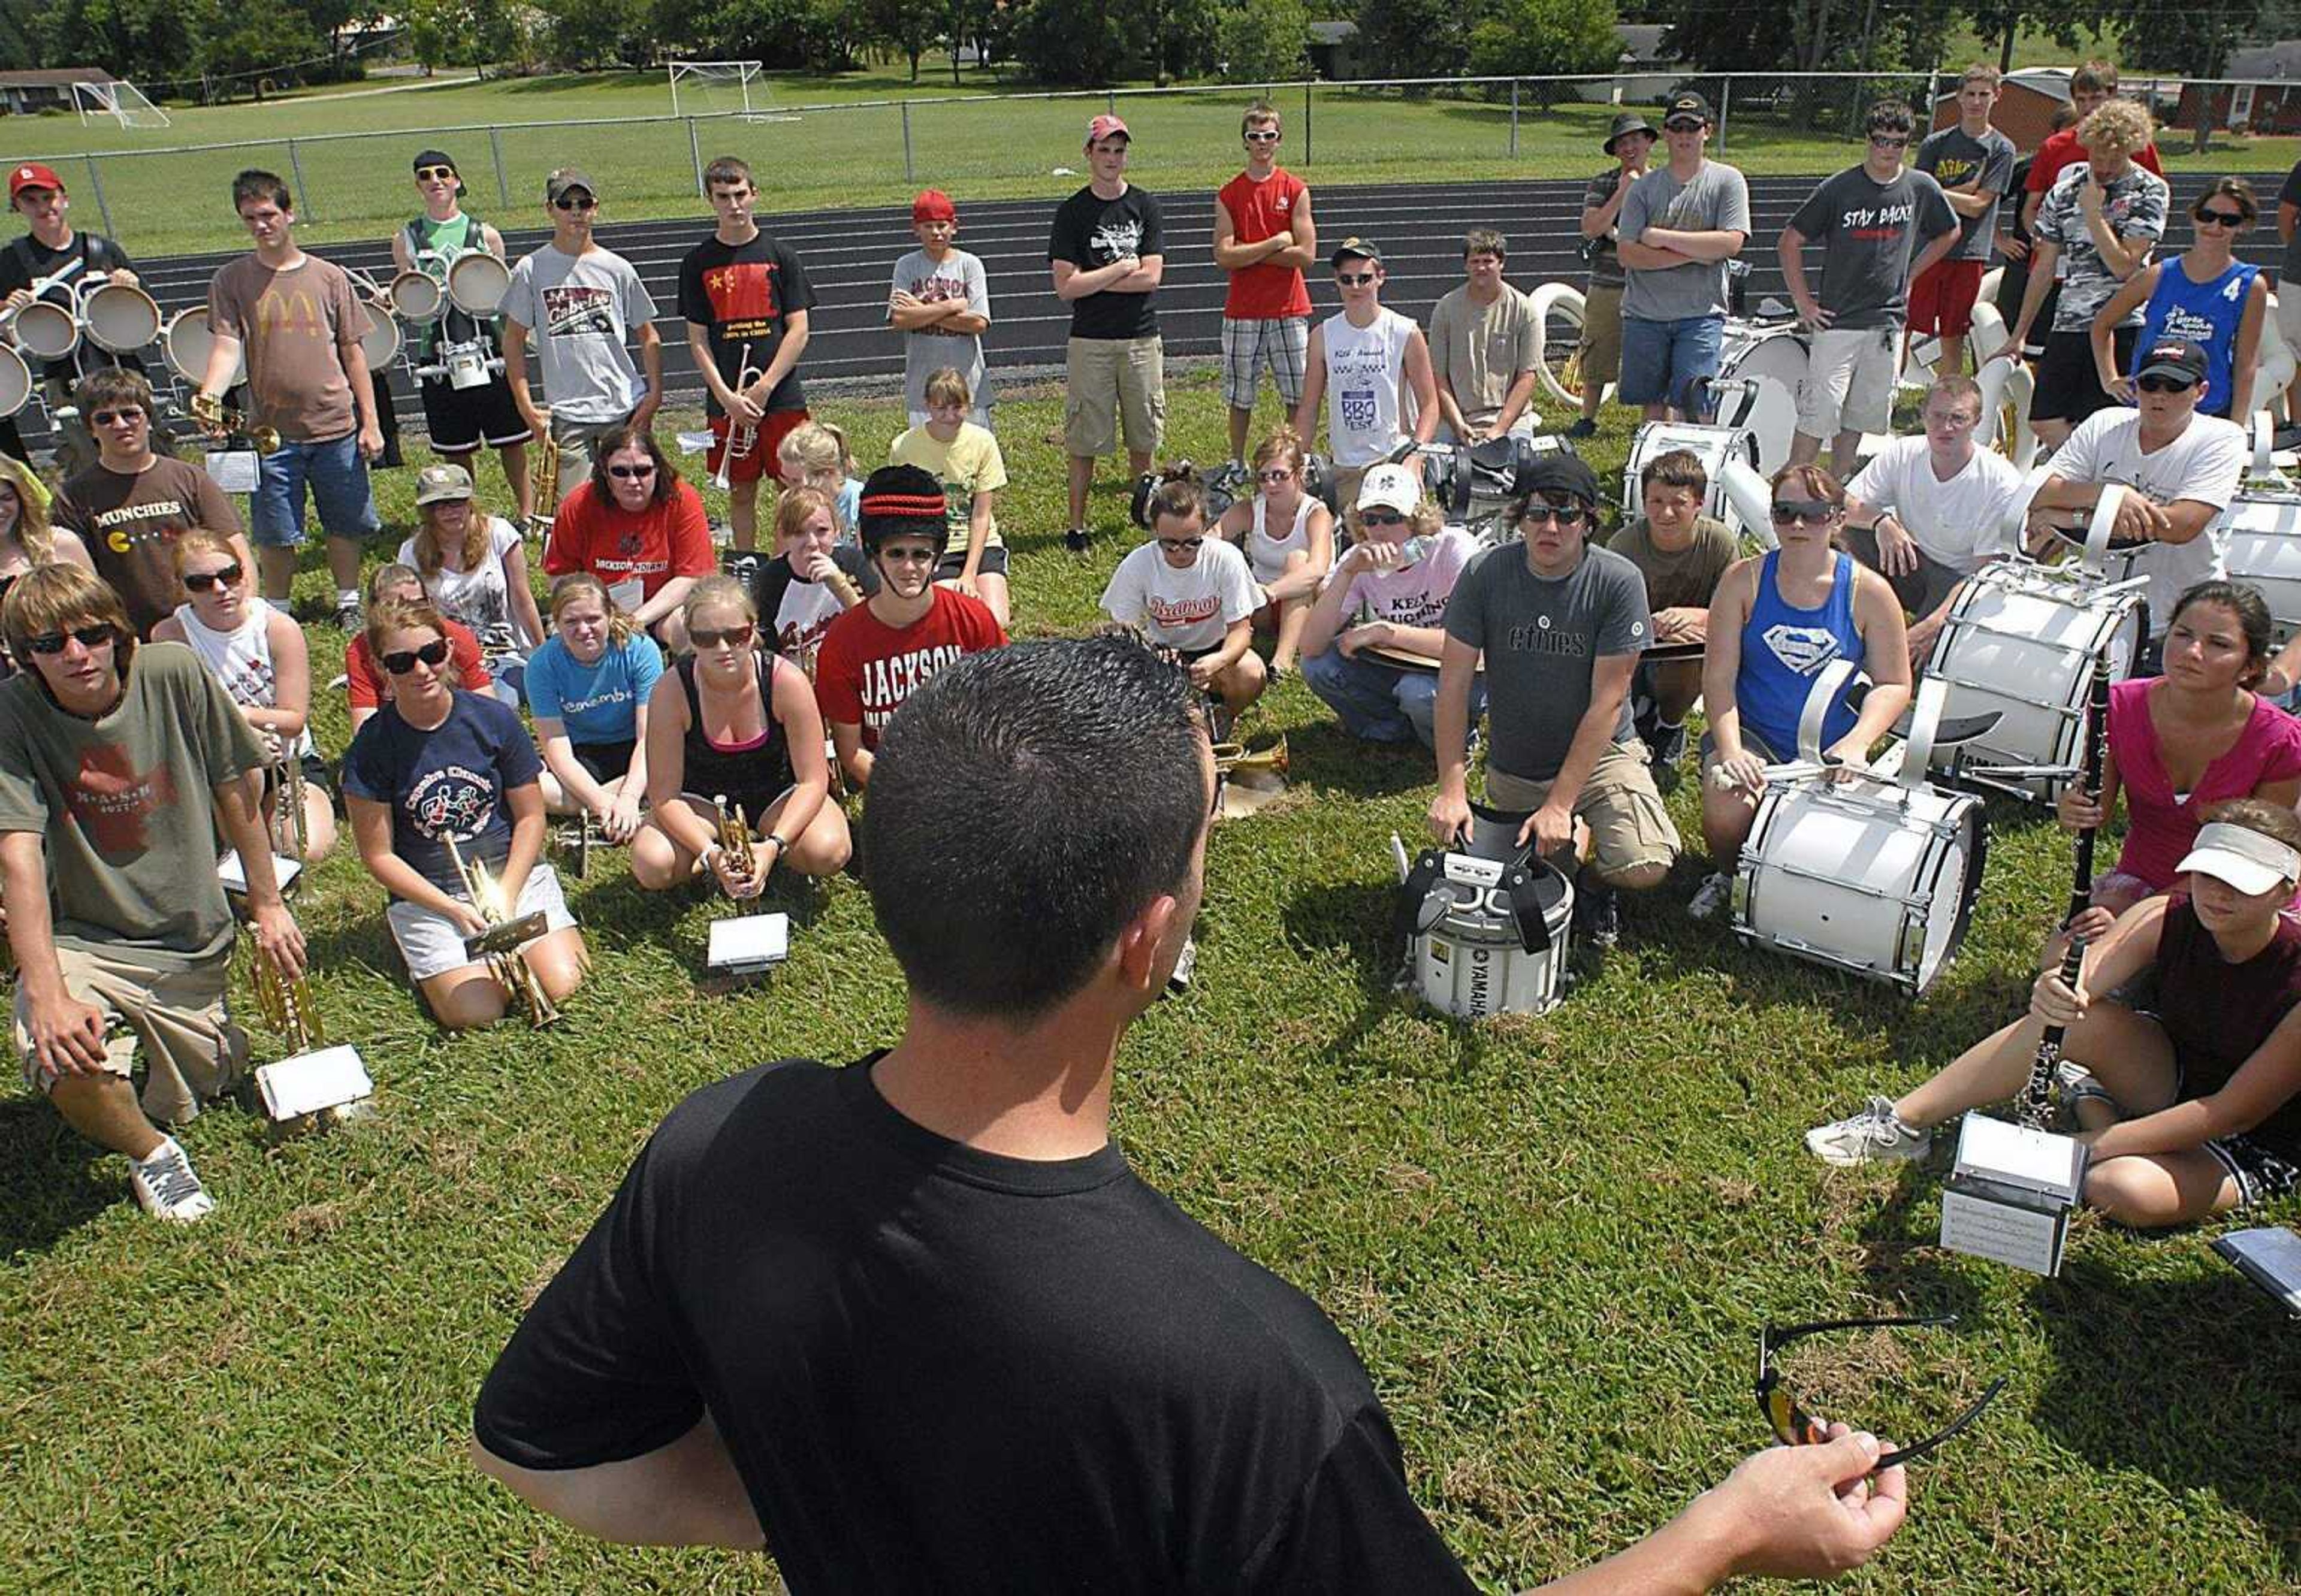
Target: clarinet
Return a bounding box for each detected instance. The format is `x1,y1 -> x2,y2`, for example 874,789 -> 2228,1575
2021,936 -> 2087,1130
2064,655 -> 2113,929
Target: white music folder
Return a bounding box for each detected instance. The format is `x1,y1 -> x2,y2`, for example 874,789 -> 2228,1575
708,913 -> 790,975
256,1045 -> 373,1122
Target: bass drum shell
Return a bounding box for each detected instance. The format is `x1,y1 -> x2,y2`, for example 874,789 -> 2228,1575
2222,491 -> 2301,645
446,251 -> 512,319
82,282 -> 160,354
1711,322 -> 1808,477
165,307 -> 242,387
1625,419 -> 1763,543
1734,779 -> 1985,995
0,345 -> 30,417
1527,281 -> 1614,410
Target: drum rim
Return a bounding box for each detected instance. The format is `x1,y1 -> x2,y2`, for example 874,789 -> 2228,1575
83,282 -> 159,353
387,270 -> 445,317
1915,797 -> 1987,992
0,343 -> 31,414
14,299 -> 78,358
445,252 -> 511,315
1927,576 -> 2148,788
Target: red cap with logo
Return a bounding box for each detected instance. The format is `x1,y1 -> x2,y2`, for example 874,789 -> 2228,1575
1085,114 -> 1131,147
9,163 -> 64,200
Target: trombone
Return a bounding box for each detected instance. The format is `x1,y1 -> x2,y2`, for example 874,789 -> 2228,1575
189,388 -> 280,453
443,834 -> 560,1027
711,341 -> 762,491
524,428 -> 560,545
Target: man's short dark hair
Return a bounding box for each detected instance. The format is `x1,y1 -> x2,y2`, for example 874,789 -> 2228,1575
863,637 -> 1207,1020
232,169 -> 292,212
703,155 -> 754,191
1865,100 -> 1916,140
1463,228 -> 1508,261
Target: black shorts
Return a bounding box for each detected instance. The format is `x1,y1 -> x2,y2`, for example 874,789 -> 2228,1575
262,751 -> 339,805
418,371 -> 530,455
934,545 -> 1008,582
574,738 -> 636,784
2032,327 -> 2135,424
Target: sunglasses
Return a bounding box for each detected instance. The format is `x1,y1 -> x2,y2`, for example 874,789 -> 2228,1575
1360,509 -> 1408,527
1244,129 -> 1282,143
2137,373 -> 2199,394
415,165 -> 457,182
1867,134 -> 1910,149
1771,498 -> 1838,526
1336,271 -> 1379,287
183,561 -> 243,593
89,407 -> 144,427
690,622 -> 755,650
23,623 -> 115,655
1257,467 -> 1295,484
1663,119 -> 1705,131
381,637 -> 451,675
2196,208 -> 2247,228
554,195 -> 597,211
1757,1316 -> 2007,1472
1158,536 -> 1204,552
1522,500 -> 1590,527
879,546 -> 937,565
608,463 -> 656,479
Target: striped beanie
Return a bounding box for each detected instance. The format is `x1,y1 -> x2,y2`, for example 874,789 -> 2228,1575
859,464 -> 951,557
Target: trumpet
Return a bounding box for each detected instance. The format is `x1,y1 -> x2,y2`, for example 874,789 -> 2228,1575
525,429 -> 561,544
713,793 -> 761,897
189,388 -> 280,454
275,742 -> 309,864
252,942 -> 325,1054
712,341 -> 762,492
1213,735 -> 1289,779
443,835 -> 560,1027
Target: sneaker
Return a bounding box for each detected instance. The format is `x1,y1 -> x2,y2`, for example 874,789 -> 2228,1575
1565,418 -> 1598,439
1064,527 -> 1091,554
332,597 -> 363,633
129,1137 -> 216,1223
1804,1097 -> 1931,1167
1689,870 -> 1732,921
1646,720 -> 1688,771
1574,879 -> 1620,948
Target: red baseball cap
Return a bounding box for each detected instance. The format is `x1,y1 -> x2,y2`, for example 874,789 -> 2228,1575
911,189 -> 957,223
1086,114 -> 1131,147
9,163 -> 64,200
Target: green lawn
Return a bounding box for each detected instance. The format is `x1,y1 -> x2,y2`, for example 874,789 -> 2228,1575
11,68 -> 2296,259
2,373 -> 2299,1592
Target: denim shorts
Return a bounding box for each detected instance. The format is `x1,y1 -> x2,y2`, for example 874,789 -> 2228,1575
250,431 -> 382,548
1618,313 -> 1725,411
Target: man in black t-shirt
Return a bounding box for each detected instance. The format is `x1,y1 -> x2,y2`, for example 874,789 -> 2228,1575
472,636 -> 1913,1592
678,155 -> 815,554
1048,115 -> 1165,551
0,162 -> 144,477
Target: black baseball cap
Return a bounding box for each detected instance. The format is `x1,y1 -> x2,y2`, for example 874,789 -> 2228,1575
1518,452 -> 1602,506
1605,111 -> 1658,153
2136,340 -> 2208,386
412,149 -> 457,175
1663,92 -> 1713,128
1330,237 -> 1382,268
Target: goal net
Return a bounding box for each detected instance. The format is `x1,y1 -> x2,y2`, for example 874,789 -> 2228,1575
73,77 -> 171,130
669,61 -> 766,121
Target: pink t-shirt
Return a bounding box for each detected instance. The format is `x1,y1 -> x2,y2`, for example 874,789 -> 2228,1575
1331,527 -> 1476,631
2109,678 -> 2301,888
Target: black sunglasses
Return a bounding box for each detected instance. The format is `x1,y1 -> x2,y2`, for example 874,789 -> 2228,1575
23,623 -> 116,655
1771,498 -> 1838,526
690,622 -> 755,650
1360,508 -> 1408,527
608,462 -> 656,479
89,407 -> 144,427
183,561 -> 244,593
1757,1316 -> 2007,1471
2137,373 -> 2199,394
554,195 -> 597,211
1336,271 -> 1379,287
1521,499 -> 1590,527
381,637 -> 452,675
2196,208 -> 2247,228
1867,133 -> 1910,149
1158,536 -> 1205,552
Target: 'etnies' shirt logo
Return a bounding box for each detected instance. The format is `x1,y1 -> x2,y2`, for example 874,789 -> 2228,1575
70,741 -> 177,853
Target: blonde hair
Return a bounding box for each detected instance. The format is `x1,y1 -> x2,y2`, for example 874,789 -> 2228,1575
0,454 -> 54,564
923,367 -> 972,410
2079,98 -> 2153,159
2,563 -> 132,674
680,573 -> 757,634
774,485 -> 837,551
170,528 -> 243,577
413,494 -> 492,578
1251,424 -> 1307,477
546,572 -> 636,646
363,596 -> 463,692
778,419 -> 854,483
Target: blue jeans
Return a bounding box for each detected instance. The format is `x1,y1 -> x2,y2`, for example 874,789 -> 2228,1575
1302,648 -> 1484,751
1618,313 -> 1725,412
250,431 -> 381,548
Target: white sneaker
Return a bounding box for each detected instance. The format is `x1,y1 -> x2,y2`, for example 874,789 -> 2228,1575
1689,871 -> 1733,921
129,1137 -> 216,1223
1804,1097 -> 1931,1167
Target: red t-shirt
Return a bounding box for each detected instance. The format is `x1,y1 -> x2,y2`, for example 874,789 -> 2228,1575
345,619 -> 492,711
813,587 -> 1007,745
2024,130 -> 2164,194
1218,170 -> 1313,321
542,479 -> 714,603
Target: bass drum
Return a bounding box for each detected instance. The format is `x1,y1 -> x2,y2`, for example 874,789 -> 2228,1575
164,306 -> 241,388
1708,321 -> 1807,476
2262,288 -> 2299,418
2222,486 -> 2301,645
1623,419 -> 1765,543
1733,775 -> 1985,995
1527,281 -> 1613,410
0,344 -> 30,418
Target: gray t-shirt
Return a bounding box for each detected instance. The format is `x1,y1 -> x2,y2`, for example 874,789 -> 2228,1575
500,242 -> 659,424
1785,165 -> 1958,330
0,643 -> 264,968
891,246 -> 992,418
1916,125 -> 2016,261
1442,543 -> 1650,782
1619,161 -> 1752,323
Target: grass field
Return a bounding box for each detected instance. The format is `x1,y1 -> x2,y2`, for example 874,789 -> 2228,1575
8,68 -> 2297,259
2,369 -> 2299,1592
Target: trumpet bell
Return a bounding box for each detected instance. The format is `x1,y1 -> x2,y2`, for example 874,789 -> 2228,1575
1214,736 -> 1289,778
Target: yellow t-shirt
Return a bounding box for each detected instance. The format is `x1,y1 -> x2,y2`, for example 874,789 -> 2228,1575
889,423 -> 1008,551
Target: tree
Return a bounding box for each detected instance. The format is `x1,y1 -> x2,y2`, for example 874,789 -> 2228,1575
1008,0 -> 1144,84
1355,0 -> 1481,77
1216,0 -> 1307,81
864,0 -> 947,81
1467,0 -> 1620,80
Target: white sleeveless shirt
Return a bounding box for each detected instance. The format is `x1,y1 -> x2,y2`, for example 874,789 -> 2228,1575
1246,494 -> 1315,587
1320,307 -> 1417,467
172,596 -> 315,758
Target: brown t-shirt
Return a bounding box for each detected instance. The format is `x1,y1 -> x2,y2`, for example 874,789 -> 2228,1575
206,253 -> 364,442
57,457 -> 245,636
1605,513 -> 1740,614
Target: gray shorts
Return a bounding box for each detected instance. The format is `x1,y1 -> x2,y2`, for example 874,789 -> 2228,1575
386,863 -> 576,981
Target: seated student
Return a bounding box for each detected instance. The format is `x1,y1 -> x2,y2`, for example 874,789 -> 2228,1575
777,418 -> 864,540
1698,465 -> 1912,886
400,462 -> 545,703
152,530 -> 336,866
1213,425 -> 1333,678
889,366 -> 1011,628
1604,447 -> 1739,770
747,485 -> 875,680
0,564 -> 301,1223
631,575 -> 850,894
1100,472 -> 1266,714
0,452 -> 93,678
1299,463 -> 1481,750
814,464 -> 1007,791
524,572 -> 662,844
2091,177 -> 2265,424
342,596 -> 588,1031
1840,376 -> 2025,665
2058,582 -> 2301,943
346,563 -> 492,733
541,423 -> 713,654
1808,797 -> 2301,1225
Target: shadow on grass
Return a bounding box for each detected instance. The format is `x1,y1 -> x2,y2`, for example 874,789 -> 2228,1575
1853,1165 -> 1985,1321
2031,1259 -> 2301,1573
0,1096 -> 119,1259
1285,721 -> 1436,801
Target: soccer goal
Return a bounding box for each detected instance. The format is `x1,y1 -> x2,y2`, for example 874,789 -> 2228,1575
71,77 -> 171,129
669,60 -> 766,121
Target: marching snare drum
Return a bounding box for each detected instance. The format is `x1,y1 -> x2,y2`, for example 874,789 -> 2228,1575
81,282 -> 159,355
445,251 -> 512,319
386,268 -> 445,323
164,306 -> 241,387
13,297 -> 78,362
1398,803 -> 1574,1019
0,345 -> 30,418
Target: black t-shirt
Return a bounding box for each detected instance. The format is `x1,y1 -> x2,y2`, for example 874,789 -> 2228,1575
475,1057 -> 1475,1594
1048,183 -> 1165,341
675,232 -> 816,419
0,231 -> 142,383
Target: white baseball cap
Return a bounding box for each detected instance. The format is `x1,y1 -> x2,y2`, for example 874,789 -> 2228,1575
2175,821 -> 2301,896
1356,463 -> 1420,515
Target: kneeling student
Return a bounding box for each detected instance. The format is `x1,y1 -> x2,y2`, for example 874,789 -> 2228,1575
1808,798 -> 2301,1226
1605,447 -> 1740,769
1101,472 -> 1266,713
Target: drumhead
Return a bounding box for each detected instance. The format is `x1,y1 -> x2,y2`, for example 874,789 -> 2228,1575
1713,325 -> 1808,476
0,345 -> 31,417
387,269 -> 444,322
359,301 -> 400,370
1914,796 -> 1985,992
446,252 -> 511,318
164,307 -> 240,386
83,283 -> 160,354
14,300 -> 78,361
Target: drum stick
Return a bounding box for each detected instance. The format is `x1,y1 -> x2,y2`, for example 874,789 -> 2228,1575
2064,655 -> 2112,930
2019,934 -> 2087,1130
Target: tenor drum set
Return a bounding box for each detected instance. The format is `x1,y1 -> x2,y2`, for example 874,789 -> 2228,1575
0,260 -> 164,423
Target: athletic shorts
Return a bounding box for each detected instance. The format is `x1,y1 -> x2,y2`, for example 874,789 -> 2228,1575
574,738 -> 637,784
2033,327 -> 2136,424
1220,316 -> 1309,410
1064,335 -> 1165,458
934,544 -> 1008,582
1484,740 -> 1681,879
418,372 -> 529,455
385,863 -> 575,983
708,407 -> 808,486
1577,282 -> 1625,385
1907,259 -> 1985,339
2279,291 -> 2301,373
1798,326 -> 1898,439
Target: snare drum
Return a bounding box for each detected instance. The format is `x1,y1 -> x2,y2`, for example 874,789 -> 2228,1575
81,282 -> 159,354
1624,419 -> 1764,542
0,345 -> 30,417
358,301 -> 400,370
1707,321 -> 1809,476
2222,487 -> 2301,645
386,268 -> 445,323
445,252 -> 512,319
1400,803 -> 1574,1018
1923,560 -> 2147,802
13,298 -> 78,362
1732,775 -> 1984,995
164,306 -> 241,387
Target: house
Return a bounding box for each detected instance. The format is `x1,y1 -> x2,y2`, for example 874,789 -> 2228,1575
1930,66 -> 2069,153
1307,21 -> 1361,81
1574,25 -> 1677,104
2178,43 -> 2301,135
0,68 -> 117,117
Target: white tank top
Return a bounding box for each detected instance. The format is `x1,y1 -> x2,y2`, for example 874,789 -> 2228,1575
172,597 -> 315,758
1321,307 -> 1416,467
1247,494 -> 1315,587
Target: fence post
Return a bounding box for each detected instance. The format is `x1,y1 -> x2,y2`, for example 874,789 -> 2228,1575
488,125 -> 510,210
688,117 -> 705,199
286,137 -> 315,220
1716,75 -> 1732,154
1923,67 -> 1938,125
1509,79 -> 1520,159
1303,81 -> 1313,168
81,154 -> 116,240
902,102 -> 914,185
1107,89 -> 1117,118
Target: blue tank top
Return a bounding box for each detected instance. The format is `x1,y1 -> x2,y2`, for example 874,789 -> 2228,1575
1737,550 -> 1862,762
2134,258 -> 2257,419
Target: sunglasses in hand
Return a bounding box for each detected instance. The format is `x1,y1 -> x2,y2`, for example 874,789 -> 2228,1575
1756,1315 -> 2006,1471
